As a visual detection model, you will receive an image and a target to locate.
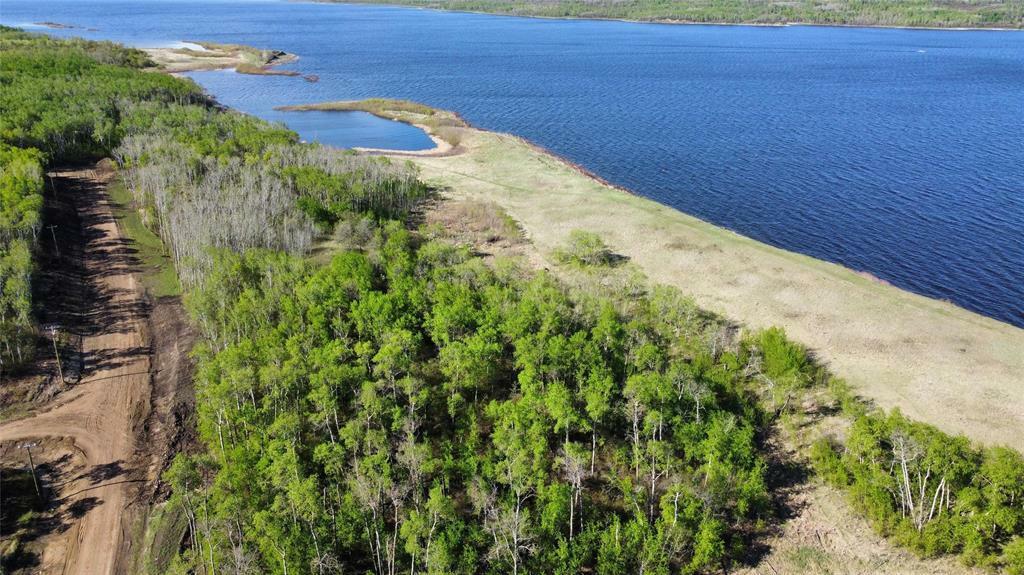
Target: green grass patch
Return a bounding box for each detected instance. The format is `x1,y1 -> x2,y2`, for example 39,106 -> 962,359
107,178 -> 180,297
136,500 -> 191,575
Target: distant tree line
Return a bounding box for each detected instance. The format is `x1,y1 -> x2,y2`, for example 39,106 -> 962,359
0,25 -> 197,374
332,0 -> 1024,28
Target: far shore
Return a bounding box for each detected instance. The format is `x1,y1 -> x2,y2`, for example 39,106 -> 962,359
298,98 -> 1024,451
311,1 -> 1023,31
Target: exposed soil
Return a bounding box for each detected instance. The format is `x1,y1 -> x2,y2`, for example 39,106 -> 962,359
0,164 -> 193,574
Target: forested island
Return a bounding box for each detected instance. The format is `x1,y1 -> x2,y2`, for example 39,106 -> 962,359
327,0 -> 1024,28
1,26 -> 1023,575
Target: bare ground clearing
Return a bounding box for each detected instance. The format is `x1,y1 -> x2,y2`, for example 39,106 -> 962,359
0,165 -> 180,574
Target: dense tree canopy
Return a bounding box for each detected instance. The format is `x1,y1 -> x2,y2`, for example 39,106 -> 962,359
169,235 -> 802,574
0,144 -> 44,369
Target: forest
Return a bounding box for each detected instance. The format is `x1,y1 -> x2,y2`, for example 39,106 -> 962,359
0,144 -> 43,370
1,26 -> 1022,574
330,0 -> 1024,29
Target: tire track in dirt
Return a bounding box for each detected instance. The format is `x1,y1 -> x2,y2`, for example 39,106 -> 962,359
0,165 -> 153,574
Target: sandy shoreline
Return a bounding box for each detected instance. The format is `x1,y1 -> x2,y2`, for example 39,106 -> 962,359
353,125 -> 455,156
151,23 -> 1023,450
143,40 -> 303,75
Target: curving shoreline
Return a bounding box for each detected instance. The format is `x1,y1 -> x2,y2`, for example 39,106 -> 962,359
165,26 -> 1024,449
294,98 -> 1024,451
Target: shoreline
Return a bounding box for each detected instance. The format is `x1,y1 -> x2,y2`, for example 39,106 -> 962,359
143,40 -> 306,76
353,124 -> 456,156
282,99 -> 1017,319
303,98 -> 1024,451
278,100 -> 639,193
309,1 -> 1023,31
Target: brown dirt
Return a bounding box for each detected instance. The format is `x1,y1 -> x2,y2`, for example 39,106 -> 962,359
734,480 -> 983,575
0,164 -> 178,574
420,198 -> 530,260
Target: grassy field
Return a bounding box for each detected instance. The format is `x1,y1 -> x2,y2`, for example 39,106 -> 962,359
327,0 -> 1024,29
347,100 -> 1024,452
107,176 -> 180,298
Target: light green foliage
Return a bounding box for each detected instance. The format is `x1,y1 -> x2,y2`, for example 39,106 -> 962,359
0,25 -> 202,372
0,143 -> 44,369
170,235 -> 782,574
812,411 -> 1024,569
11,26 -> 1021,575
555,229 -> 615,267
0,26 -> 202,161
1004,537 -> 1024,575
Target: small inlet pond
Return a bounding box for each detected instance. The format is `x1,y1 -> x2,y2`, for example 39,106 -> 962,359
260,109 -> 435,151
184,71 -> 436,151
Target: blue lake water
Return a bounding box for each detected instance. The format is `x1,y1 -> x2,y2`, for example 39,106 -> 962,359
4,0 -> 1023,327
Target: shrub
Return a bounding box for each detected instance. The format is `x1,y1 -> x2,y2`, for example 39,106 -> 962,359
1004,537 -> 1024,575
809,436 -> 848,486
555,229 -> 614,267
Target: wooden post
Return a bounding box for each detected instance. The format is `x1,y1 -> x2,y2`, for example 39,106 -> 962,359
19,443 -> 42,502
47,224 -> 60,258
48,325 -> 65,386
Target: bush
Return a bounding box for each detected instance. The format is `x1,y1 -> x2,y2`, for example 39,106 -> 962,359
1004,537 -> 1024,575
809,437 -> 848,486
555,229 -> 614,267
821,410 -> 1024,566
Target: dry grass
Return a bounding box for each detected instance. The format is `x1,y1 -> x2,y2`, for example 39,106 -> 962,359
389,122 -> 1024,452
421,198 -> 528,260
329,106 -> 1019,571
279,98 -> 449,119
733,481 -> 985,575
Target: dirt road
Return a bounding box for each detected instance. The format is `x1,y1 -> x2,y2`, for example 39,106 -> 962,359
0,166 -> 152,574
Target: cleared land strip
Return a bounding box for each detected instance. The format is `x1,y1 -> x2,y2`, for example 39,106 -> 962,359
397,127 -> 1024,450
0,166 -> 152,574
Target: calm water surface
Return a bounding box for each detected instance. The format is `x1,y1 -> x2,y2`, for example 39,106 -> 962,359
4,0 -> 1023,327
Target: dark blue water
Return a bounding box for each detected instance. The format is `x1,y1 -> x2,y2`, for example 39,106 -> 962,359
4,1 -> 1023,327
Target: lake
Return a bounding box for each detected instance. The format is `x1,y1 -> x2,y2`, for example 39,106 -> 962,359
4,0 -> 1023,327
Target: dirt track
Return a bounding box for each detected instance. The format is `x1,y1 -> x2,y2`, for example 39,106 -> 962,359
0,166 -> 152,574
